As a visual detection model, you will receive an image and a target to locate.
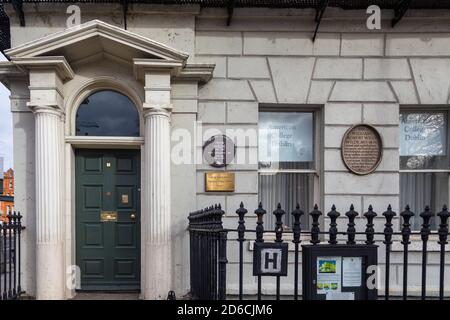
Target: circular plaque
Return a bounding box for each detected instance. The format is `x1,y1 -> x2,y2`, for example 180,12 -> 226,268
341,124 -> 383,175
203,135 -> 236,168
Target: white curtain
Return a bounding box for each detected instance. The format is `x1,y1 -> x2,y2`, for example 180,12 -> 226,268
400,172 -> 448,230
258,173 -> 313,230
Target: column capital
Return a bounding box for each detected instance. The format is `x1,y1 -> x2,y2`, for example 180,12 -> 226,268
28,104 -> 64,117
143,103 -> 172,118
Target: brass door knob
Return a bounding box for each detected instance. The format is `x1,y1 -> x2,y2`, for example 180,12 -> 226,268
130,213 -> 136,221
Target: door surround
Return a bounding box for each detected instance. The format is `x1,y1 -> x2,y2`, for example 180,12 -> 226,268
63,75 -> 146,297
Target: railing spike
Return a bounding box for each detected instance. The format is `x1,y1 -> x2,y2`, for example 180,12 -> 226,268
327,205 -> 340,245
364,206 -> 377,245
420,205 -> 433,300
437,205 -> 450,300
309,205 -> 322,245
345,205 -> 359,245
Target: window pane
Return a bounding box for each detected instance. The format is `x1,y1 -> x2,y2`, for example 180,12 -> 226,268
400,112 -> 448,169
259,112 -> 314,170
76,90 -> 140,137
258,173 -> 313,228
400,172 -> 448,230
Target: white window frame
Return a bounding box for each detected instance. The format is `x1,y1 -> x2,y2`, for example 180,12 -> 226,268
257,105 -> 323,223
399,107 -> 450,232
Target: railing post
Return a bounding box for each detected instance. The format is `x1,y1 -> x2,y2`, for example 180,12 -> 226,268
382,205 -> 396,300
345,204 -> 358,245
208,206 -> 214,300
437,205 -> 449,300
11,211 -> 17,299
212,205 -> 219,300
2,219 -> 7,300
218,219 -> 228,300
17,211 -> 22,297
236,202 -> 247,300
420,206 -> 433,300
327,205 -> 340,245
273,203 -> 285,301
7,211 -> 12,299
188,212 -> 193,297
364,205 -> 377,245
291,204 -> 304,301
400,205 -> 414,300
310,204 -> 322,245
254,202 -> 266,301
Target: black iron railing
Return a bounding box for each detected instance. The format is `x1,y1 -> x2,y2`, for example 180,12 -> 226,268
1,211 -> 23,300
188,202 -> 450,300
188,205 -> 227,300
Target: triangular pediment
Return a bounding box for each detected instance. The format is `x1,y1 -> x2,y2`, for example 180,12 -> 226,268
5,20 -> 189,64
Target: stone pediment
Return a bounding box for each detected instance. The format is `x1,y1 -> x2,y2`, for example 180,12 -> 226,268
4,20 -> 190,64
0,20 -> 213,85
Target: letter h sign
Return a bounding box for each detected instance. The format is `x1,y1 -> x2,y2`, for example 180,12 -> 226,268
253,243 -> 288,276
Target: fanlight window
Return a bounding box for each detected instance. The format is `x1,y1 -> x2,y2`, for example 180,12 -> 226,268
76,90 -> 140,137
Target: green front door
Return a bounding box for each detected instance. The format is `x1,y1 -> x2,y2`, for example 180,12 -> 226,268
76,149 -> 140,291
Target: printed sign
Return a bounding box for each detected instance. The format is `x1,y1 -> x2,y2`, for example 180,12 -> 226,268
259,112 -> 313,163
253,242 -> 288,276
342,257 -> 362,287
316,257 -> 342,294
326,292 -> 355,300
400,113 -> 446,156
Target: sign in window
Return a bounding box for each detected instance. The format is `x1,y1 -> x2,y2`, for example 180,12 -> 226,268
258,112 -> 313,163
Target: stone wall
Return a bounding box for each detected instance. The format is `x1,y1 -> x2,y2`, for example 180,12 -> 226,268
5,4 -> 450,297
194,8 -> 450,297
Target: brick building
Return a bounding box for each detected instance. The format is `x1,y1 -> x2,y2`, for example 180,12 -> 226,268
0,168 -> 14,220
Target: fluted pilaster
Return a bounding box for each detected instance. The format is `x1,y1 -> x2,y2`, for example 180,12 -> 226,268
143,107 -> 172,299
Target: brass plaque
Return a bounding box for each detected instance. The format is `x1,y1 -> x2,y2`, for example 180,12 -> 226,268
121,194 -> 129,204
205,172 -> 235,192
341,124 -> 383,175
100,211 -> 118,222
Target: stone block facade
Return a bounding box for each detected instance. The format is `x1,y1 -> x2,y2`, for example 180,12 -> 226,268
4,4 -> 450,298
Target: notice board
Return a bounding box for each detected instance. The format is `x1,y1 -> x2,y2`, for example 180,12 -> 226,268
302,244 -> 378,300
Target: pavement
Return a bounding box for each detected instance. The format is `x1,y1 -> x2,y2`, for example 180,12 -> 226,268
71,292 -> 140,300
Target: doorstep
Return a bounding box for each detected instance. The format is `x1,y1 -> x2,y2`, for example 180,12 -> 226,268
71,292 -> 140,300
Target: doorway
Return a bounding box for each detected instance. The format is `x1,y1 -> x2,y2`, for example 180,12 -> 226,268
75,149 -> 141,291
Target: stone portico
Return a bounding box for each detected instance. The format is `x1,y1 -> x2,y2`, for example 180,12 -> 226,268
0,20 -> 213,299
